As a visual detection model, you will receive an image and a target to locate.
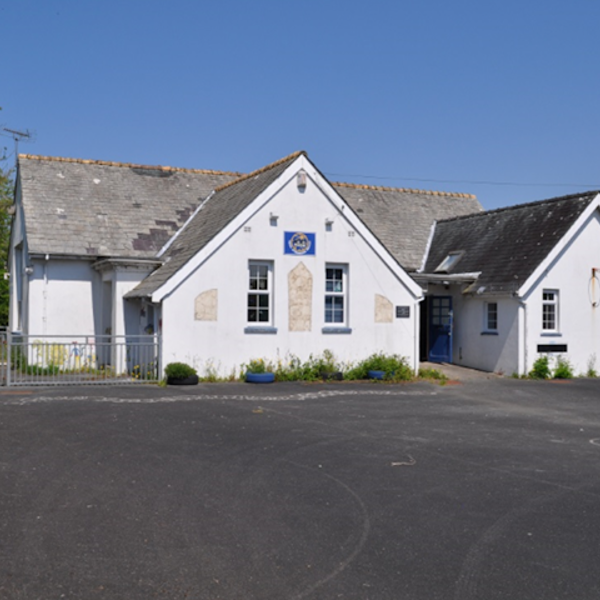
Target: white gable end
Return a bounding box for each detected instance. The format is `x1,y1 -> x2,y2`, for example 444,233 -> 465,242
157,154 -> 422,375
152,154 -> 422,303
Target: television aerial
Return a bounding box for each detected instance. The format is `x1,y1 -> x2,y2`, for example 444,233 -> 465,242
1,127 -> 35,160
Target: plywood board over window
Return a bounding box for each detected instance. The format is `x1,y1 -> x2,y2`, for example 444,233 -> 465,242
288,262 -> 313,331
375,294 -> 393,323
194,289 -> 218,321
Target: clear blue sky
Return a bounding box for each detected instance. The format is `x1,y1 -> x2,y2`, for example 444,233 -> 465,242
2,0 -> 599,209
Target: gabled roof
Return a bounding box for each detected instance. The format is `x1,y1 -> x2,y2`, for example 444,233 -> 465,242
423,191 -> 600,294
334,182 -> 481,271
17,151 -> 482,298
17,153 -> 481,270
17,154 -> 240,258
126,151 -> 304,298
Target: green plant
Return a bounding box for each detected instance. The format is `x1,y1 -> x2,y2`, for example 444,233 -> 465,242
274,351 -> 343,381
199,363 -> 221,382
586,354 -> 598,378
553,356 -> 573,379
131,361 -> 158,380
244,358 -> 272,374
529,355 -> 551,379
164,362 -> 197,379
417,367 -> 448,383
25,364 -> 60,376
345,353 -> 413,381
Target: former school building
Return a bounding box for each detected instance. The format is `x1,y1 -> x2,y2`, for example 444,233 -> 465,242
10,151 -> 600,377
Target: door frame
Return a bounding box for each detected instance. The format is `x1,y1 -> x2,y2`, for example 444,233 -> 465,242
427,295 -> 453,363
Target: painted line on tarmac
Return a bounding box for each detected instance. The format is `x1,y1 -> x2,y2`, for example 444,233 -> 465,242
4,389 -> 437,405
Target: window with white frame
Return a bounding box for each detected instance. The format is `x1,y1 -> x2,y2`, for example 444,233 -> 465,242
247,261 -> 273,324
485,301 -> 498,332
325,265 -> 347,324
542,289 -> 558,331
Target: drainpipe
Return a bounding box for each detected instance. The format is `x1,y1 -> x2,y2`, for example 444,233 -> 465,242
414,299 -> 421,373
518,299 -> 527,376
43,254 -> 49,335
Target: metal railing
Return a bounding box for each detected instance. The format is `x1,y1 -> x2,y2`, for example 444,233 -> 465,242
1,333 -> 160,386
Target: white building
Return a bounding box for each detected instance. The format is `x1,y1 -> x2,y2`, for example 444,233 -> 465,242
416,192 -> 600,376
9,151 -> 480,376
11,150 -> 598,377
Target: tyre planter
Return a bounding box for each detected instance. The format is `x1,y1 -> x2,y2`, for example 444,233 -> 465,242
368,370 -> 385,380
321,371 -> 344,381
245,372 -> 275,384
167,374 -> 199,386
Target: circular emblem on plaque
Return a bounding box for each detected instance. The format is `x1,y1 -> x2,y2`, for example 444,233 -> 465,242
289,232 -> 311,255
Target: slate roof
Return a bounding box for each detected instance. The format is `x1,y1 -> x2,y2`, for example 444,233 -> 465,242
335,182 -> 481,271
18,155 -> 240,258
17,151 -> 483,297
126,152 -> 304,298
423,191 -> 600,294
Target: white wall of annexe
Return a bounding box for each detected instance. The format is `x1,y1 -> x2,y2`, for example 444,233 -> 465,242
25,259 -> 98,336
520,207 -> 600,377
156,158 -> 422,377
449,291 -> 520,375
23,258 -> 151,340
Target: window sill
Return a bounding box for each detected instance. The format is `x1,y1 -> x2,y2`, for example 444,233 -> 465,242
244,326 -> 278,334
481,331 -> 498,336
322,327 -> 352,334
540,332 -> 562,337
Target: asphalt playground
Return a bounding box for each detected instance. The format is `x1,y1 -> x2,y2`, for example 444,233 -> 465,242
1,377 -> 600,599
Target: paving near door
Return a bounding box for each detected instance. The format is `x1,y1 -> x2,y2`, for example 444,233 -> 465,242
1,378 -> 600,599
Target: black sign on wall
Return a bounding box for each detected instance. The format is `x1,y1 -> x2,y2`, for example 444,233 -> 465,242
537,344 -> 567,353
396,306 -> 410,318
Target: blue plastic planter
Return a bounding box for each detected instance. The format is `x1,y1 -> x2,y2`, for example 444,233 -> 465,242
367,370 -> 385,380
245,372 -> 275,384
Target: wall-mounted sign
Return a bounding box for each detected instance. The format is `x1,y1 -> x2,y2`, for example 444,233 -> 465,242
284,231 -> 316,256
396,306 -> 410,318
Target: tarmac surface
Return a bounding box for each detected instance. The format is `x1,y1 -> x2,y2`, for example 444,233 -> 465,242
1,377 -> 600,599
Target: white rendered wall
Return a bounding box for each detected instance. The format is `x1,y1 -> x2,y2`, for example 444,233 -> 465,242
25,260 -> 151,341
160,174 -> 420,377
522,209 -> 600,376
451,292 -> 520,375
113,269 -> 153,337
26,258 -> 99,336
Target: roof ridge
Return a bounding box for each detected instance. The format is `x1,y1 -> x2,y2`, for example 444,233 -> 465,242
18,153 -> 242,177
437,190 -> 600,224
214,150 -> 307,192
332,180 -> 476,199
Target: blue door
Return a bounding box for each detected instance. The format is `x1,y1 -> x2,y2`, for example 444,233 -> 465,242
428,296 -> 453,363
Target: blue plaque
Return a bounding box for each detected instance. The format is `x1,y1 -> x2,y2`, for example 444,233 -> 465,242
284,231 -> 316,256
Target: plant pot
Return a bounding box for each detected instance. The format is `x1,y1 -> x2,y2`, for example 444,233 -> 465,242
321,371 -> 344,381
167,374 -> 199,385
245,372 -> 275,384
368,370 -> 385,380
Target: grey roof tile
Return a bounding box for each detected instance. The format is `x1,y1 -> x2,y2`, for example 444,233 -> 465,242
19,152 -> 483,299
18,155 -> 240,258
127,152 -> 304,298
334,183 -> 482,271
423,191 -> 599,293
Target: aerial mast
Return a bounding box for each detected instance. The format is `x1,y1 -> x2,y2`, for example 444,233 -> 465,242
2,128 -> 32,161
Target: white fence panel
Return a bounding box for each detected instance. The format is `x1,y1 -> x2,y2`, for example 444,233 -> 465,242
2,333 -> 160,386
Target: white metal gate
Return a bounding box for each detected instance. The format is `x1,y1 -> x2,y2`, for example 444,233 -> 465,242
1,333 -> 161,386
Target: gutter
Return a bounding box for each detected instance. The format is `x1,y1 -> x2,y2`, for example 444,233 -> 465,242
411,272 -> 481,286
